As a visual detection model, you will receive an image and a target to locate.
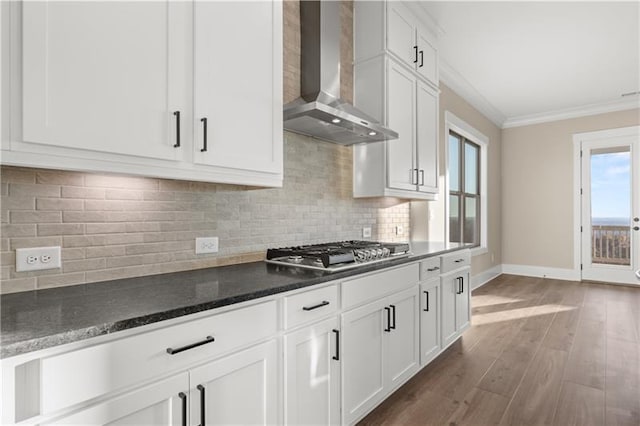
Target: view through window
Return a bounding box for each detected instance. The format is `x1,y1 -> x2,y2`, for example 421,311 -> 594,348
449,130 -> 480,246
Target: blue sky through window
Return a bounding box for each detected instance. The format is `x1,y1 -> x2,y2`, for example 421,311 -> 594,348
590,151 -> 630,225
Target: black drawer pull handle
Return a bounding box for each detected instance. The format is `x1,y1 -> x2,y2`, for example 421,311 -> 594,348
419,50 -> 424,67
166,336 -> 215,355
332,329 -> 340,361
200,117 -> 208,152
423,291 -> 429,312
384,306 -> 391,332
178,392 -> 187,426
413,45 -> 418,63
197,384 -> 205,426
454,259 -> 465,263
427,266 -> 440,272
173,111 -> 181,148
302,300 -> 330,311
420,169 -> 425,186
390,304 -> 396,330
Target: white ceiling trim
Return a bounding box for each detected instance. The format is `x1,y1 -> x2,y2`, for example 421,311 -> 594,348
438,59 -> 506,129
502,97 -> 640,129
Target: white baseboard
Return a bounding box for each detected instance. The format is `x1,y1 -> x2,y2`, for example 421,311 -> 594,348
471,265 -> 503,290
501,264 -> 580,281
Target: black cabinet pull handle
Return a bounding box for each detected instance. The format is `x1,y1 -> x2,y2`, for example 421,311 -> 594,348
460,276 -> 464,293
332,329 -> 340,361
200,117 -> 208,152
423,291 -> 429,312
454,259 -> 465,263
419,50 -> 424,67
420,169 -> 425,186
427,266 -> 440,272
384,306 -> 391,332
178,392 -> 187,426
302,300 -> 330,311
413,45 -> 418,63
173,111 -> 181,148
197,384 -> 205,426
390,304 -> 396,330
166,336 -> 215,355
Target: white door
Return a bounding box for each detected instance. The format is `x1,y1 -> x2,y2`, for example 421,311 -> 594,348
189,340 -> 278,426
386,2 -> 416,68
193,1 -> 280,174
441,272 -> 458,348
284,317 -> 340,426
456,270 -> 471,332
22,1 -> 186,160
420,279 -> 441,365
48,373 -> 188,425
579,127 -> 640,285
416,81 -> 438,194
341,298 -> 387,425
385,286 -> 419,390
386,60 -> 417,192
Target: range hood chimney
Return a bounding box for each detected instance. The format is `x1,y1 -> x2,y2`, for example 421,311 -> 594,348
283,0 -> 398,145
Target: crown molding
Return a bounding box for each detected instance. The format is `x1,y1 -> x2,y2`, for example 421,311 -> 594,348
438,60 -> 506,128
502,97 -> 640,129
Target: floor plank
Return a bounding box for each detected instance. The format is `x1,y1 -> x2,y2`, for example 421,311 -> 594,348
445,387 -> 510,426
552,381 -> 605,426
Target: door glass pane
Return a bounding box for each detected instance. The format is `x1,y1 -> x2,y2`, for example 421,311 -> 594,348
591,148 -> 631,266
449,134 -> 460,192
449,195 -> 460,243
465,142 -> 478,195
464,196 -> 478,245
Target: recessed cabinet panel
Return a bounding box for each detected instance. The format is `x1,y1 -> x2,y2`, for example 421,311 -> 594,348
22,1 -> 182,161
441,273 -> 458,348
385,287 -> 419,389
416,32 -> 438,85
420,279 -> 441,365
194,1 -> 279,174
417,81 -> 438,193
386,61 -> 417,192
386,3 -> 416,67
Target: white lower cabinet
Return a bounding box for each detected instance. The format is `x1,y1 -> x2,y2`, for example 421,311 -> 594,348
419,278 -> 441,365
189,340 -> 278,426
441,268 -> 471,348
284,317 -> 340,426
341,286 -> 419,425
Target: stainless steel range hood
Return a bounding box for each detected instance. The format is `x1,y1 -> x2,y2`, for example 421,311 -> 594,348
284,1 -> 398,145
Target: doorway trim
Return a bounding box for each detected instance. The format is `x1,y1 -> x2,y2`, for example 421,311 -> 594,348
572,125 -> 640,283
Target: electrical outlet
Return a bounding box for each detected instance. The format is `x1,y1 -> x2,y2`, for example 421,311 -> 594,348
362,227 -> 372,238
16,247 -> 61,272
196,237 -> 219,254
396,226 -> 404,236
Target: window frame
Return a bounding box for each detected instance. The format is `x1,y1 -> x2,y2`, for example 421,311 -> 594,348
444,111 -> 488,255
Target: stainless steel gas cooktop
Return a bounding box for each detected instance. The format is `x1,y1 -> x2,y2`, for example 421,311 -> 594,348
265,240 -> 411,272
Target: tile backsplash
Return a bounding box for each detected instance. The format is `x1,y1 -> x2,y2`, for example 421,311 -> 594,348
0,132 -> 410,294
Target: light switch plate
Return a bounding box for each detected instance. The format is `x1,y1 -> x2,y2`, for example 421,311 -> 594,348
16,246 -> 62,272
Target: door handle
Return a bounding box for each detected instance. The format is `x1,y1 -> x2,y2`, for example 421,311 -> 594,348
633,226 -> 639,231
419,50 -> 424,67
423,290 -> 429,312
410,168 -> 419,185
197,384 -> 205,426
390,304 -> 396,330
413,45 -> 418,63
302,300 -> 330,311
420,169 -> 425,186
166,336 -> 215,355
200,117 -> 208,152
173,111 -> 181,148
384,306 -> 391,332
178,392 -> 187,426
332,329 -> 340,361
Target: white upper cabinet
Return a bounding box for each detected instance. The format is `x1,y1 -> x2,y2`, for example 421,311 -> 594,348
193,1 -> 281,174
4,1 -> 283,187
416,80 -> 439,193
22,1 -> 185,161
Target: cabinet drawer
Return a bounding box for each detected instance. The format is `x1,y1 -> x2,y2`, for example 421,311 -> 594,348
284,284 -> 339,329
342,263 -> 419,310
441,250 -> 470,273
419,257 -> 441,280
40,300 -> 277,415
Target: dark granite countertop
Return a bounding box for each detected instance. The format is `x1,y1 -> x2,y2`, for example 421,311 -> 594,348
0,242 -> 469,359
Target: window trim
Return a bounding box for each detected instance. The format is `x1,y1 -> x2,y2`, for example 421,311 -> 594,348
444,111 -> 488,255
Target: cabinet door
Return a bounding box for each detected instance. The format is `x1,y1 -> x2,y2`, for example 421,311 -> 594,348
189,340 -> 278,426
22,1 -> 185,160
420,279 -> 441,365
341,298 -> 388,425
441,273 -> 458,348
284,317 -> 340,426
386,2 -> 416,68
48,373 -> 188,425
193,1 -> 281,174
416,81 -> 438,194
416,32 -> 438,85
386,286 -> 419,390
386,59 -> 417,192
456,270 -> 471,332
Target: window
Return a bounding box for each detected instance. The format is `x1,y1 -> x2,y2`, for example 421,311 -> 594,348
449,131 -> 480,245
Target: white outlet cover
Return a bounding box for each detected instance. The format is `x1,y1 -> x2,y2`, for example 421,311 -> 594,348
196,237 -> 219,254
362,227 -> 372,238
16,246 -> 61,272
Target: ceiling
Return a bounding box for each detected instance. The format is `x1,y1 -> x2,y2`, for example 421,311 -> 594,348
418,1 -> 640,128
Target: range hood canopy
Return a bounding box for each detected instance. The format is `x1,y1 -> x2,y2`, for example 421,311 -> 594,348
283,0 -> 398,145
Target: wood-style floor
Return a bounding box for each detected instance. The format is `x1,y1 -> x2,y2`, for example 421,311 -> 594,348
358,274 -> 640,426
